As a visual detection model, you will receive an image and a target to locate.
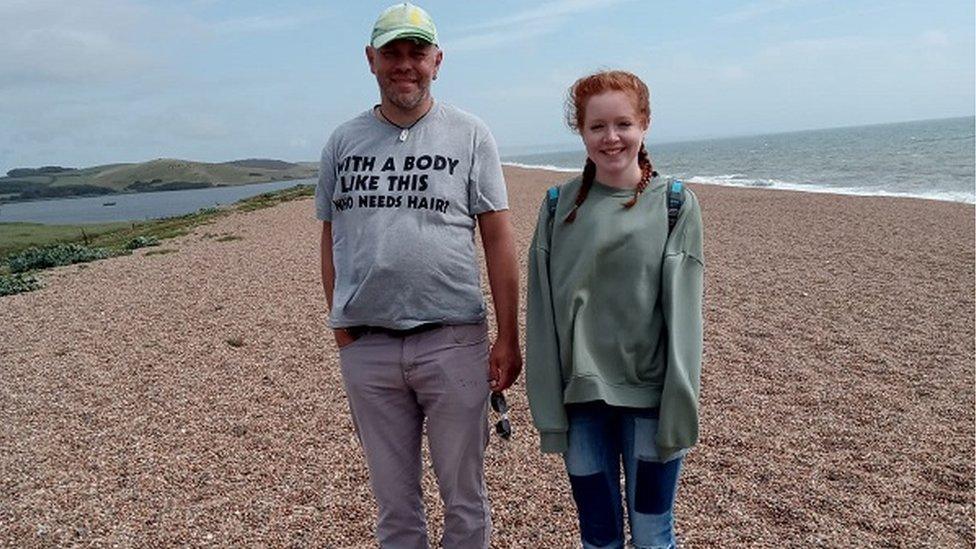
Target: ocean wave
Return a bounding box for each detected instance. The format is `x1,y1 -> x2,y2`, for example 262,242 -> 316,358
500,165 -> 974,204
685,174 -> 784,188
683,174 -> 975,204
502,162 -> 579,173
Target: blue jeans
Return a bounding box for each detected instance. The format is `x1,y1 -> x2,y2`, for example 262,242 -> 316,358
564,402 -> 684,549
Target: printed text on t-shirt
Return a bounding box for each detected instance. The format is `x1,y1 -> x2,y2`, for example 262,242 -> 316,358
333,155 -> 458,214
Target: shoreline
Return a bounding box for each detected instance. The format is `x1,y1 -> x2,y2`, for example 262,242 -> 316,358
502,162 -> 976,205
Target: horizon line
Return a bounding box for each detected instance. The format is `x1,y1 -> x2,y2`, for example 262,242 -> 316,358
500,113 -> 976,157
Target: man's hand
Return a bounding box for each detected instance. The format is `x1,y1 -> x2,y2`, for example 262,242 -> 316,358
478,209 -> 522,391
334,328 -> 357,349
489,337 -> 522,391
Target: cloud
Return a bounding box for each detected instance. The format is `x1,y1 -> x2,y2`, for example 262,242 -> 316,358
141,110 -> 232,141
718,0 -> 824,24
445,0 -> 632,52
0,0 -> 155,87
1,30 -> 146,86
0,0 -> 329,92
458,0 -> 628,31
447,21 -> 557,52
918,30 -> 949,48
718,65 -> 748,81
757,36 -> 875,58
0,0 -> 203,90
211,11 -> 331,36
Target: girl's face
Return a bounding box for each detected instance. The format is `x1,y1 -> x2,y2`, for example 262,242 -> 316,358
580,90 -> 647,185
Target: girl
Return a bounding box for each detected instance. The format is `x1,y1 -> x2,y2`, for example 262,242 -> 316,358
526,70 -> 704,549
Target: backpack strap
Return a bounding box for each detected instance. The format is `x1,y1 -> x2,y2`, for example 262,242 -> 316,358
548,180 -> 682,233
547,186 -> 560,219
667,179 -> 684,234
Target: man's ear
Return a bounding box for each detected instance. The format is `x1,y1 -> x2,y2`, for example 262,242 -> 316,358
432,48 -> 443,80
366,45 -> 377,74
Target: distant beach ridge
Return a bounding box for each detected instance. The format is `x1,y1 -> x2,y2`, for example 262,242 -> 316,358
503,116 -> 976,205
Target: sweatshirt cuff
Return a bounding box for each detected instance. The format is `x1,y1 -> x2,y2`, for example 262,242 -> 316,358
539,432 -> 567,454
656,444 -> 690,463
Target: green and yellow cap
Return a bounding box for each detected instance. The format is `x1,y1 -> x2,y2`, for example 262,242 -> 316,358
370,3 -> 438,49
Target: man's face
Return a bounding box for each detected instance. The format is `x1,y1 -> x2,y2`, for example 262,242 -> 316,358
366,39 -> 443,112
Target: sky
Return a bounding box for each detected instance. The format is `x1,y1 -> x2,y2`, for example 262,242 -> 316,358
0,0 -> 973,173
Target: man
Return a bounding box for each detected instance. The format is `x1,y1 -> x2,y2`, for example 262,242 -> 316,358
315,3 -> 522,548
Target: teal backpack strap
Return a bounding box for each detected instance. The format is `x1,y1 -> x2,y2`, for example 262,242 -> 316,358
548,182 -> 680,229
667,179 -> 684,234
544,186 -> 561,246
547,186 -> 560,219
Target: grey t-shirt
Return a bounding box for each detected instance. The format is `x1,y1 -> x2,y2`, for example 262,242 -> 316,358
315,102 -> 508,329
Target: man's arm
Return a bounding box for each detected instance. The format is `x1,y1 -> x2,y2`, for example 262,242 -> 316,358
321,221 -> 356,348
477,209 -> 523,391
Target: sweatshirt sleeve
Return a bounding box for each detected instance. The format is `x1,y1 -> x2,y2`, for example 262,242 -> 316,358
657,188 -> 705,460
525,195 -> 569,454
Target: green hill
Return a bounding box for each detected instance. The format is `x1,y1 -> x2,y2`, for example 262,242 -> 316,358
1,158 -> 317,203
224,159 -> 296,170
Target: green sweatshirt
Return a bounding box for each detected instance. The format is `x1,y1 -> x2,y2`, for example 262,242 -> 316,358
525,175 -> 704,456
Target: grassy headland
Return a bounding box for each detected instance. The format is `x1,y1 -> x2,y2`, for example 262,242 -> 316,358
0,158 -> 317,203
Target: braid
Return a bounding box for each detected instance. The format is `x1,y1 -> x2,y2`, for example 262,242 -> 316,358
564,158 -> 596,223
622,143 -> 654,208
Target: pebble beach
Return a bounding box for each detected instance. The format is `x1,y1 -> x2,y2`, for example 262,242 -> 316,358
1,165 -> 973,547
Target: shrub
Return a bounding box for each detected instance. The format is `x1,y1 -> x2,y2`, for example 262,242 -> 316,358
125,236 -> 159,250
0,273 -> 42,296
6,243 -> 110,273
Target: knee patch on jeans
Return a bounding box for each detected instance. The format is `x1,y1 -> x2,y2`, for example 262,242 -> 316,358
634,458 -> 681,515
569,472 -> 618,547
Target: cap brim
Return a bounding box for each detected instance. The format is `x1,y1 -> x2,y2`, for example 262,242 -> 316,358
371,29 -> 437,49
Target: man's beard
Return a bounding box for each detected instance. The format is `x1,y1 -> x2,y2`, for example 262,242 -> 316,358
382,81 -> 429,111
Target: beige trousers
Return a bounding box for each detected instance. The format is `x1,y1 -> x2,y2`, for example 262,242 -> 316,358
338,322 -> 491,549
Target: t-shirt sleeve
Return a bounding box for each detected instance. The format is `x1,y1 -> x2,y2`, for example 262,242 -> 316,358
467,129 -> 508,215
315,134 -> 338,221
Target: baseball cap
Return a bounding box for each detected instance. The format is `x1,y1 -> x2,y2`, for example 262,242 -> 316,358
370,3 -> 438,49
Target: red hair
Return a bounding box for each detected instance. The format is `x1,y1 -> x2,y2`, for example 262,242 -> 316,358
563,70 -> 655,223
566,70 -> 650,133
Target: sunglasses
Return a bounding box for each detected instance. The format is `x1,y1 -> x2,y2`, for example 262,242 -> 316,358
490,391 -> 511,440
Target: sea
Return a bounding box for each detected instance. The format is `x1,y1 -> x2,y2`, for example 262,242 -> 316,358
503,116 -> 975,205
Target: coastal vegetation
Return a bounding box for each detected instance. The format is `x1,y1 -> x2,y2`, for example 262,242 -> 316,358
0,184 -> 313,296
0,222 -> 129,258
7,243 -> 111,273
0,273 -> 41,296
0,158 -> 317,203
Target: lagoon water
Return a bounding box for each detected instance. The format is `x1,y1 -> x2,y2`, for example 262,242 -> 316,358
504,116 -> 976,204
0,179 -> 314,225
